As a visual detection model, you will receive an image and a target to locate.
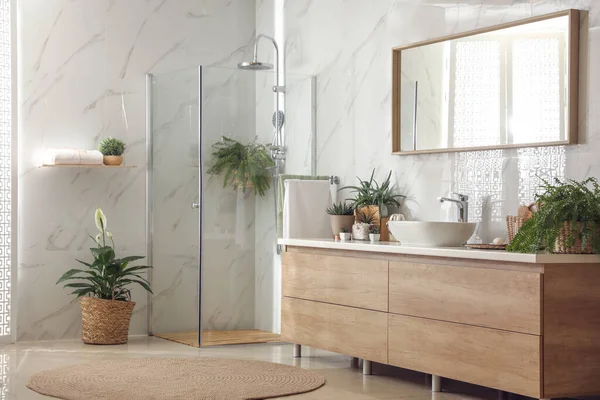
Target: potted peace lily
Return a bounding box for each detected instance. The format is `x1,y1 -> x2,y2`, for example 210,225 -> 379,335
57,207 -> 152,345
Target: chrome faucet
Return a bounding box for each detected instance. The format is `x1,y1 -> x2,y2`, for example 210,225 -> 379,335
438,192 -> 469,222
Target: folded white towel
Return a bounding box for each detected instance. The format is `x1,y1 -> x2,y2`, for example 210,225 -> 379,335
45,149 -> 104,165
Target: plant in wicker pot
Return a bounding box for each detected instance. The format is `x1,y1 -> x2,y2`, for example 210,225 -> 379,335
99,137 -> 126,166
57,207 -> 152,345
207,136 -> 275,196
326,202 -> 355,237
507,177 -> 600,254
341,170 -> 405,224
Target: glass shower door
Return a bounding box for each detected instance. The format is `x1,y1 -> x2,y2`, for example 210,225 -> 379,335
149,67 -> 201,345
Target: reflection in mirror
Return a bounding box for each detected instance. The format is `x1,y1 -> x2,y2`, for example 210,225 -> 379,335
393,11 -> 579,153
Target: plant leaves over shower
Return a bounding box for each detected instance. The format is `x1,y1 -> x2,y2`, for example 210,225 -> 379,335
207,136 -> 275,196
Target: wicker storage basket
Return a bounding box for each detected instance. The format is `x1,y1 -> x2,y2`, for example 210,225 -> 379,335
80,297 -> 135,345
506,216 -> 526,243
553,221 -> 596,254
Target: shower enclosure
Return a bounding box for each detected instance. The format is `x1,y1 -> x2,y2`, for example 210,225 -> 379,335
146,65 -> 316,346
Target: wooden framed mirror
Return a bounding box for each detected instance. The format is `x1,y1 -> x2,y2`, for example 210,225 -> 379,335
392,9 -> 580,155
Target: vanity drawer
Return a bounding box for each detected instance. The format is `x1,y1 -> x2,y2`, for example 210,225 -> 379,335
282,252 -> 388,311
281,297 -> 388,363
389,261 -> 541,334
388,314 -> 541,398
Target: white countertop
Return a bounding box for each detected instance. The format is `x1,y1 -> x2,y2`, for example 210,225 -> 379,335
278,238 -> 600,264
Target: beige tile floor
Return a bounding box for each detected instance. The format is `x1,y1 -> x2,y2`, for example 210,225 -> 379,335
2,336 -> 533,399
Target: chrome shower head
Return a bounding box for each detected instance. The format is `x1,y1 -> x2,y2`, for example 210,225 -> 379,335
237,60 -> 274,71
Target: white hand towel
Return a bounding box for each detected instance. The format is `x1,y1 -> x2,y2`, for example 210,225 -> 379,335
45,149 -> 104,165
283,180 -> 332,239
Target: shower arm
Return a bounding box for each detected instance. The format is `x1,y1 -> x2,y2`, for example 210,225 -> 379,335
253,34 -> 284,152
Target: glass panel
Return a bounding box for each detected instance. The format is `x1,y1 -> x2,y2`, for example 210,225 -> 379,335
150,67 -> 200,338
149,64 -> 315,345
201,66 -> 316,338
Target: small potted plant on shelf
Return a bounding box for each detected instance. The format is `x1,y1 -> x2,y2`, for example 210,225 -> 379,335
369,224 -> 380,242
99,137 -> 126,166
339,227 -> 352,241
507,177 -> 600,254
326,202 -> 355,237
341,169 -> 405,225
352,210 -> 377,241
207,136 -> 275,196
56,207 -> 152,345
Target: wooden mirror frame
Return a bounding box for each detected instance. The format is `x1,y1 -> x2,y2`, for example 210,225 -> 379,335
391,9 -> 580,155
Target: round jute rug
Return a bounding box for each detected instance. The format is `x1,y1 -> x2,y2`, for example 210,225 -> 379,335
26,357 -> 326,400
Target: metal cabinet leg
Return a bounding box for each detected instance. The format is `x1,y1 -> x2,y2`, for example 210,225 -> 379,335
432,375 -> 441,392
293,344 -> 301,358
351,357 -> 359,368
362,360 -> 372,375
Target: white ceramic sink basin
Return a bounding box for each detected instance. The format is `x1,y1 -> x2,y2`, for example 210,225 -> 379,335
387,221 -> 476,247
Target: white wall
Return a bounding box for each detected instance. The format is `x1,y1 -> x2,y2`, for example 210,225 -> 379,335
17,0 -> 256,340
280,0 -> 600,241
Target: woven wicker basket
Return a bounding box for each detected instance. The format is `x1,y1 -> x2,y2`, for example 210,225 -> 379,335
553,221 -> 595,254
80,297 -> 135,345
506,216 -> 526,243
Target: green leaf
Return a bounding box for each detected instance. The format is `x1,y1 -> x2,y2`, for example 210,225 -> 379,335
57,269 -> 88,284
90,246 -> 115,264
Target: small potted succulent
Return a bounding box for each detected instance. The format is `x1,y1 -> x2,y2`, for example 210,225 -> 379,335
326,202 -> 355,237
57,207 -> 152,344
339,227 -> 352,241
352,210 -> 377,241
99,137 -> 126,166
369,224 -> 380,242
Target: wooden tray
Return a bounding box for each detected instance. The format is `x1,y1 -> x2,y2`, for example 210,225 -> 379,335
464,243 -> 507,251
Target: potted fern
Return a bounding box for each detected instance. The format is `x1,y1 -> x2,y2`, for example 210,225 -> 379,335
99,137 -> 126,166
207,137 -> 275,196
507,177 -> 600,254
326,202 -> 355,237
57,207 -> 152,344
341,170 -> 405,224
352,210 -> 377,241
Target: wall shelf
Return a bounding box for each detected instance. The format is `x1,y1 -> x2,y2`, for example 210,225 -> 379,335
39,164 -> 138,168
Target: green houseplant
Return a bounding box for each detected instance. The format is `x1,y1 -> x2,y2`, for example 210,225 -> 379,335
369,224 -> 381,242
207,136 -> 275,196
341,169 -> 405,223
326,202 -> 355,237
352,210 -> 378,241
57,207 -> 152,344
99,137 -> 126,166
507,177 -> 600,254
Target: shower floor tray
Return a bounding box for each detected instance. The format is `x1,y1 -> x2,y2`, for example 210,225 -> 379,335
153,329 -> 281,347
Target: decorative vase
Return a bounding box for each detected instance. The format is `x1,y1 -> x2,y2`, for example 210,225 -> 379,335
339,232 -> 352,241
103,155 -> 123,166
330,215 -> 355,236
80,297 -> 135,345
352,223 -> 370,240
369,233 -> 380,242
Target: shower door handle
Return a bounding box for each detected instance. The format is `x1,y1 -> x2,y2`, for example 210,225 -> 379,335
191,202 -> 200,209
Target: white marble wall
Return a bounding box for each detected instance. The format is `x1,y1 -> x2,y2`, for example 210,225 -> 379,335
18,0 -> 256,340
279,0 -> 600,242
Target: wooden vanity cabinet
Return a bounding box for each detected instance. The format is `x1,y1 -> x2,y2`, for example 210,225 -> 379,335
281,247 -> 600,399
